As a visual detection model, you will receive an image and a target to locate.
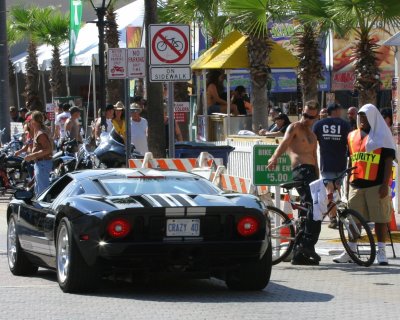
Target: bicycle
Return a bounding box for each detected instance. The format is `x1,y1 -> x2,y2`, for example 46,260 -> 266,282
268,167 -> 376,267
156,38 -> 184,52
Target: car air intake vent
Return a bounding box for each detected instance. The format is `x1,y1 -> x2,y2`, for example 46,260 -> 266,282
130,195 -> 154,208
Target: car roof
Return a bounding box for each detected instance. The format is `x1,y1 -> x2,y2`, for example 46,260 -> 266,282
68,168 -> 199,181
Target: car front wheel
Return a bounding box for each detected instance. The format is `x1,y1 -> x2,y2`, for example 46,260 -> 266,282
226,242 -> 272,291
56,218 -> 99,293
7,215 -> 38,276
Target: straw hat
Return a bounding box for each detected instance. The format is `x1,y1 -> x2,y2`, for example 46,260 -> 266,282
130,103 -> 142,113
114,101 -> 125,110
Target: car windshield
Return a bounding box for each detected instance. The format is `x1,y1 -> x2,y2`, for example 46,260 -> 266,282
99,177 -> 220,196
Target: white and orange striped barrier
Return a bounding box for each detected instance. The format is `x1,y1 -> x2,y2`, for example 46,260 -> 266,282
128,152 -> 222,172
219,174 -> 254,194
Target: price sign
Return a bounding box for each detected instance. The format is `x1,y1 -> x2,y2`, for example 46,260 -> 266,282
253,145 -> 292,186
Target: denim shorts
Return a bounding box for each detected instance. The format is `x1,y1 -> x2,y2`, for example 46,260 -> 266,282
34,159 -> 52,195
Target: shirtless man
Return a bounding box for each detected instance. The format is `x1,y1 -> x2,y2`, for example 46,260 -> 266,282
267,100 -> 321,265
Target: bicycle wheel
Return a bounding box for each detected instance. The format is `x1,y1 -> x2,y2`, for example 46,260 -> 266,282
338,209 -> 376,267
267,206 -> 296,265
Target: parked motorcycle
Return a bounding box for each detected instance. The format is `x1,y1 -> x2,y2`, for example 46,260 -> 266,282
51,139 -> 78,180
75,138 -> 95,170
0,151 -> 30,193
93,128 -> 143,168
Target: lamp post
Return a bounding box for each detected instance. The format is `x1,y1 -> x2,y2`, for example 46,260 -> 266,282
89,0 -> 111,128
0,0 -> 10,142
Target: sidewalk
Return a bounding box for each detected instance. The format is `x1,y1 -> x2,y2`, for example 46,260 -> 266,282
316,213 -> 400,259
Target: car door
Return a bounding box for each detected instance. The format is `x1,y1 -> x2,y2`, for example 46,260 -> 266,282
21,176 -> 74,256
18,194 -> 53,256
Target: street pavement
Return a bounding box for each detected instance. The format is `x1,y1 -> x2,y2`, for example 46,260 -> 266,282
1,198 -> 400,320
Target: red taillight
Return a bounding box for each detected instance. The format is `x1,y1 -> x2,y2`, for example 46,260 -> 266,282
107,219 -> 131,238
237,216 -> 259,236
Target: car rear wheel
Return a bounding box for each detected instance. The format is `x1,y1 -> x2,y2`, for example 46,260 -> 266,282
56,218 -> 99,293
7,215 -> 38,275
226,242 -> 272,291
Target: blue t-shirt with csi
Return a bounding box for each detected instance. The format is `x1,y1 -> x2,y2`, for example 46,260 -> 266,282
312,117 -> 352,173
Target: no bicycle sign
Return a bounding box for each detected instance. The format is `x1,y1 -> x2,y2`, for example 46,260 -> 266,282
149,24 -> 191,66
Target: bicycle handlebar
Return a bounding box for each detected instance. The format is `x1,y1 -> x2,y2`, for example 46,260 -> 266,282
323,166 -> 357,186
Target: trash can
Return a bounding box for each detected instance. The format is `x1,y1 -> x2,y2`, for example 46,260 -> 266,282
175,142 -> 235,166
209,115 -> 226,141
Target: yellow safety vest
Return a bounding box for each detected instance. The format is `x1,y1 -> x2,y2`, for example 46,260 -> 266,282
348,129 -> 381,182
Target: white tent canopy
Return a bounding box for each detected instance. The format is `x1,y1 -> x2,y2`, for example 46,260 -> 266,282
12,0 -> 144,71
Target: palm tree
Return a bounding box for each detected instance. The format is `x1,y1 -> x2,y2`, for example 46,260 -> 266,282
10,6 -> 52,111
145,0 -> 165,157
159,0 -> 229,46
105,1 -> 122,104
34,11 -> 69,99
224,0 -> 287,130
290,0 -> 342,104
328,0 -> 400,106
7,21 -> 22,107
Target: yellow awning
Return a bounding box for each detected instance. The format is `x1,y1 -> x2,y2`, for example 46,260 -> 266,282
191,31 -> 244,70
191,30 -> 298,70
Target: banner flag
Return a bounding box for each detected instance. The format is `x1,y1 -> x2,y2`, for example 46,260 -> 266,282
126,26 -> 143,48
69,0 -> 83,65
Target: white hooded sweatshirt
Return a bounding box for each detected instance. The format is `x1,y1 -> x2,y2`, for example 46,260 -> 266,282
357,103 -> 396,158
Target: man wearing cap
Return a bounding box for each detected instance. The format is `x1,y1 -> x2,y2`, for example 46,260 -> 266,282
259,113 -> 291,137
10,106 -> 23,122
18,107 -> 28,122
313,103 -> 351,228
130,103 -> 148,155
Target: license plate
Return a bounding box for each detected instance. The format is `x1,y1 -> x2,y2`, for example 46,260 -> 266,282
166,219 -> 200,236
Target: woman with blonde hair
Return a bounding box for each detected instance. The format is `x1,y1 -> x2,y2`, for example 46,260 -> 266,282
112,101 -> 126,140
24,111 -> 53,194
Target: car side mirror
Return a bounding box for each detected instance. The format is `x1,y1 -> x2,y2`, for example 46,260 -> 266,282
14,189 -> 34,201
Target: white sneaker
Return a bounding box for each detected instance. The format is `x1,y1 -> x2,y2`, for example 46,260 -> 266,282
376,247 -> 388,265
333,251 -> 353,263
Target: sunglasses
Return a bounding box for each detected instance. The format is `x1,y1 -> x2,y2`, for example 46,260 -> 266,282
302,112 -> 318,120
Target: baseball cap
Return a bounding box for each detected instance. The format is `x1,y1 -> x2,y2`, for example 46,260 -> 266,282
327,103 -> 342,115
274,113 -> 286,120
25,114 -> 32,122
19,107 -> 28,112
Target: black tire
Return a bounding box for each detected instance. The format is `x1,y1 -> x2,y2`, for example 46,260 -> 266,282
338,209 -> 376,267
226,242 -> 272,291
56,218 -> 99,293
7,215 -> 38,276
267,206 -> 296,265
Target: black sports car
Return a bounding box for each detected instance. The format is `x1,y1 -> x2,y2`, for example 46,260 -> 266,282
6,168 -> 272,293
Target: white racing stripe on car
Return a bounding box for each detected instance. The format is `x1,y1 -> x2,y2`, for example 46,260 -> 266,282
172,194 -> 198,207
165,207 -> 185,216
159,194 -> 179,206
142,195 -> 163,207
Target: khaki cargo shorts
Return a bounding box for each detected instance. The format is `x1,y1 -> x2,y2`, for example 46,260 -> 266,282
348,185 -> 392,223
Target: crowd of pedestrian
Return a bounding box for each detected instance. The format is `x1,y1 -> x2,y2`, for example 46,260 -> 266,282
266,100 -> 396,266
8,92 -> 396,267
